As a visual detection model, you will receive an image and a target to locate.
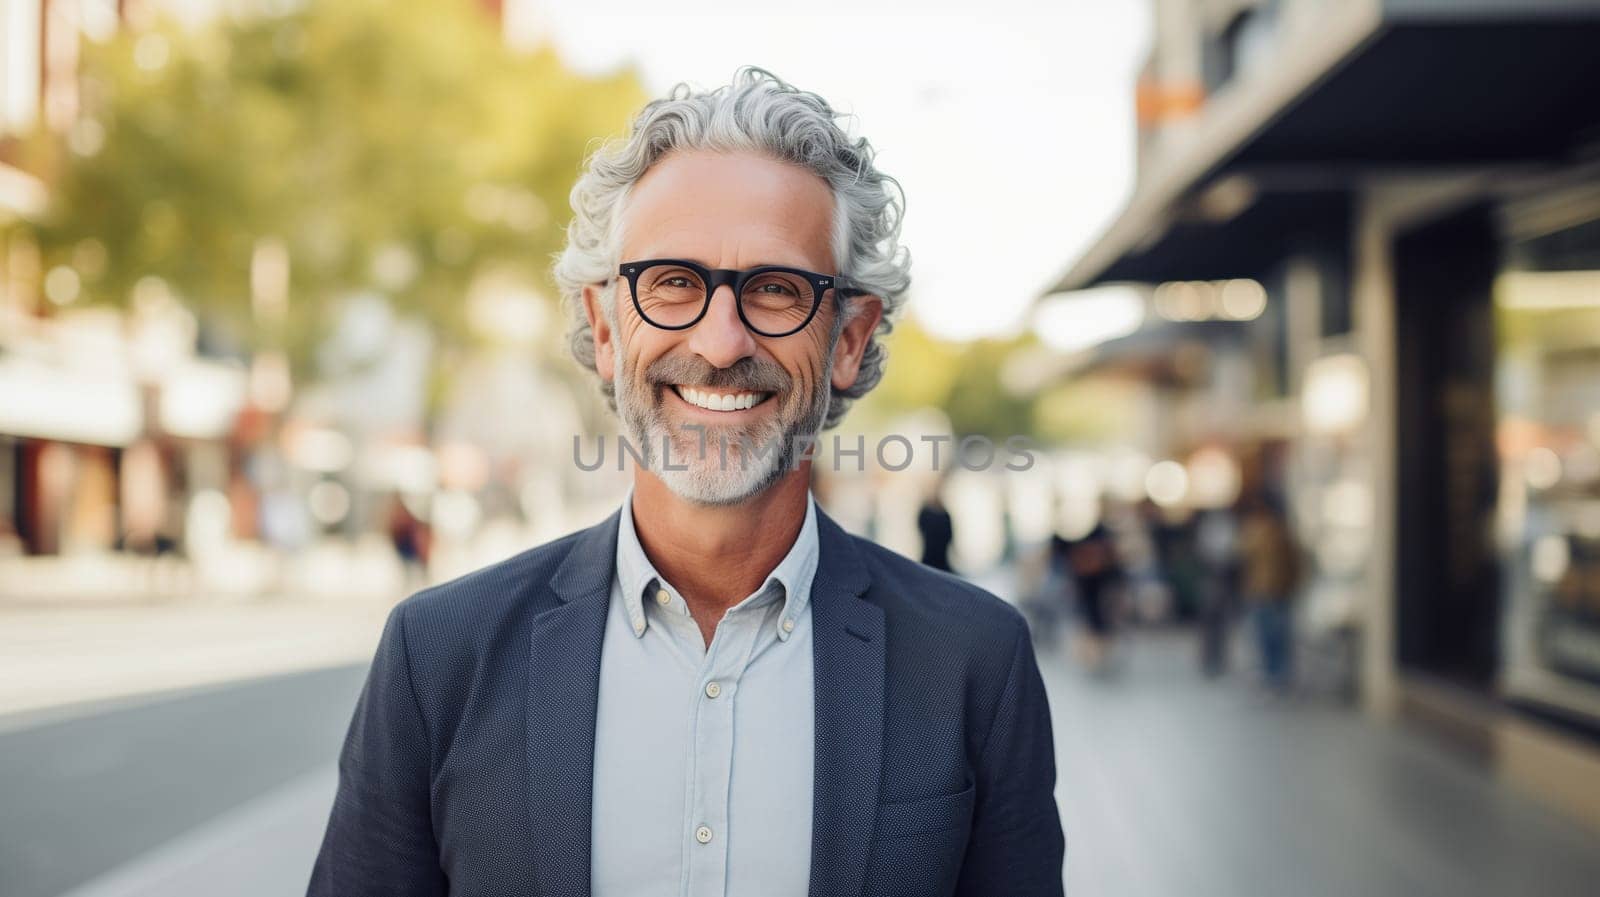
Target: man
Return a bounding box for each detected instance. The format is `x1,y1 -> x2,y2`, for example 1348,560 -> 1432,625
309,67 -> 1064,897
917,490 -> 955,572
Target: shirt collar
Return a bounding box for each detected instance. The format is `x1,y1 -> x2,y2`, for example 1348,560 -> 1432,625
615,486 -> 819,641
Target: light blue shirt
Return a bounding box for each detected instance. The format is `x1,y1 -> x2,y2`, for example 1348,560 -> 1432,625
590,489 -> 819,897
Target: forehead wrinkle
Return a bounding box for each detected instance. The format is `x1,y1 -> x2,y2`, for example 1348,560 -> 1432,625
622,152 -> 836,273
628,224 -> 830,272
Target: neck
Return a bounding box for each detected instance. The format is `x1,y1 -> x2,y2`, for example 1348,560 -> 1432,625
631,464 -> 811,620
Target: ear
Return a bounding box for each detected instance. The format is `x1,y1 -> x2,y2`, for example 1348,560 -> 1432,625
830,294 -> 884,392
581,281 -> 617,383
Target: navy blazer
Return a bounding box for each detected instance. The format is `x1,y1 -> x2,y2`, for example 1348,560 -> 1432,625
309,504 -> 1064,897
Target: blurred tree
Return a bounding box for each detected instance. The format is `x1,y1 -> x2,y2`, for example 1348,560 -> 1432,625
862,314 -> 964,421
862,316 -> 1042,441
1032,377 -> 1142,444
22,0 -> 645,370
942,333 -> 1037,440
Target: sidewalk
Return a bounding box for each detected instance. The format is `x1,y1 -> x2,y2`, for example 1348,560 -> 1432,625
1042,631 -> 1600,897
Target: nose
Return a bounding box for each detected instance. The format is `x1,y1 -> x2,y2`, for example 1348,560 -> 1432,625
685,284 -> 759,369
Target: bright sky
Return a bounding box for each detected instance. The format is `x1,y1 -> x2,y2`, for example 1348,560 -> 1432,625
514,0 -> 1151,343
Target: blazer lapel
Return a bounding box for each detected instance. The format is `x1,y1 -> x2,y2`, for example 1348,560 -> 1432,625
809,508 -> 885,897
526,509 -> 620,897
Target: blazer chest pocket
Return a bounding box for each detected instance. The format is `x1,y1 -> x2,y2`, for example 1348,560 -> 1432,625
875,783 -> 976,839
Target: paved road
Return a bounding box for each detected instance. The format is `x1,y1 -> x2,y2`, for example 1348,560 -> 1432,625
0,599 -> 388,718
0,666 -> 367,897
6,631 -> 1600,896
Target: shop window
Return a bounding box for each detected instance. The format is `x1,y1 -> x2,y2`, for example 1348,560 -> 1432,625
1496,203 -> 1600,724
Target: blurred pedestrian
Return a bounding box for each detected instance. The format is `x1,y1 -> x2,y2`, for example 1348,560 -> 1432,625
1052,517 -> 1122,673
1017,535 -> 1074,652
387,494 -> 430,591
917,490 -> 955,572
1194,506 -> 1241,677
1238,492 -> 1302,692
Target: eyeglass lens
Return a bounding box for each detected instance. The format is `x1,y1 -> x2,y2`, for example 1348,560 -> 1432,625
632,263 -> 817,335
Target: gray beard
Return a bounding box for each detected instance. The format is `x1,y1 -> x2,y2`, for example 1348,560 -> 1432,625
613,360 -> 832,506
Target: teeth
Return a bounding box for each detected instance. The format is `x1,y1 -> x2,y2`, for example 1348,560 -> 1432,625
677,386 -> 765,412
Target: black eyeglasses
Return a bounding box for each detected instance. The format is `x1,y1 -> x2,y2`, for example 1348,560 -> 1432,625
614,258 -> 863,338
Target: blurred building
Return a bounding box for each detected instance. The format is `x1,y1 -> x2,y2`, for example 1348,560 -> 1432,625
2,0 -> 132,559
1047,0 -> 1600,830
1,2 -> 259,571
2,0 -> 614,594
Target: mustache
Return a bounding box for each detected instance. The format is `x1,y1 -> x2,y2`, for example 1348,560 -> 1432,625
645,354 -> 791,394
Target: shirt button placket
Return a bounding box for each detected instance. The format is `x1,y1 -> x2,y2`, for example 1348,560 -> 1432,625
687,614 -> 747,897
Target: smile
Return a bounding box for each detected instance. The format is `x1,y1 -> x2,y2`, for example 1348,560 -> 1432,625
670,385 -> 773,412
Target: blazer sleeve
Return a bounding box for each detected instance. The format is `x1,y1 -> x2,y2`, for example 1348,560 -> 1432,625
307,603 -> 449,897
954,621 -> 1066,897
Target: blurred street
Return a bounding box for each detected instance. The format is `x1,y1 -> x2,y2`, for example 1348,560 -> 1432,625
5,1 -> 1600,894
6,597 -> 1600,897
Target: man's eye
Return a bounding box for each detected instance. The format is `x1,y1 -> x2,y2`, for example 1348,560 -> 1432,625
756,283 -> 797,296
663,276 -> 695,288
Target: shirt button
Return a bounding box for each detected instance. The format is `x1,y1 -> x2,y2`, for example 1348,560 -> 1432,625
782,617 -> 796,633
655,589 -> 671,606
695,824 -> 713,844
704,681 -> 721,699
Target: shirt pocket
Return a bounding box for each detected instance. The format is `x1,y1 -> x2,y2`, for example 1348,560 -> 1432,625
875,782 -> 976,840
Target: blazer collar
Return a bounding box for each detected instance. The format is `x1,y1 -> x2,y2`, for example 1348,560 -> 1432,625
526,504 -> 884,897
550,506 -> 622,607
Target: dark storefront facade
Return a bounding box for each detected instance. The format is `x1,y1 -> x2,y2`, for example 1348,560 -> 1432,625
1050,0 -> 1600,828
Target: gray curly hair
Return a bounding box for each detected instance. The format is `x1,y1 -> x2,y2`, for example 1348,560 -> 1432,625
552,66 -> 912,430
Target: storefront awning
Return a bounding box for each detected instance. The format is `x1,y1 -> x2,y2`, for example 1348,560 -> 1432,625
1050,0 -> 1600,292
0,357 -> 142,447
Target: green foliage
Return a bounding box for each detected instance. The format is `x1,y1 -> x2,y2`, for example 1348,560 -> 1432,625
861,316 -> 1041,440
24,0 -> 645,368
863,314 -> 1145,444
942,333 -> 1037,440
1032,377 -> 1141,444
862,314 -> 964,420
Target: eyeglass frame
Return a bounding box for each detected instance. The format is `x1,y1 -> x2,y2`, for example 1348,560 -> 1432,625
612,258 -> 866,338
